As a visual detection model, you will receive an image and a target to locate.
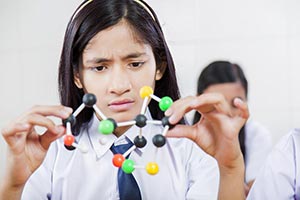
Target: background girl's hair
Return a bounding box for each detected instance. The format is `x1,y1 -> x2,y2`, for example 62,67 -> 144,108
192,60 -> 248,160
58,0 -> 182,135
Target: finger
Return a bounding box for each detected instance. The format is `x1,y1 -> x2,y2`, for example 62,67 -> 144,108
24,113 -> 62,135
1,122 -> 31,139
24,105 -> 72,120
166,124 -> 197,141
165,96 -> 197,124
39,125 -> 65,150
232,98 -> 250,130
190,93 -> 231,116
233,98 -> 249,119
4,114 -> 64,147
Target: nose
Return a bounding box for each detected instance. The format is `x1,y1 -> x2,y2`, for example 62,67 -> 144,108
108,67 -> 132,95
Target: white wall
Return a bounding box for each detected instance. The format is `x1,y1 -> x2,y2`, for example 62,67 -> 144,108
1,0 -> 300,177
147,0 -> 300,143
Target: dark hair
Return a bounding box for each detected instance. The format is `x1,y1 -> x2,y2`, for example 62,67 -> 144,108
58,0 -> 181,134
192,60 -> 248,158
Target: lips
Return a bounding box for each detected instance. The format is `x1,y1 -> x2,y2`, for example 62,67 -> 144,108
108,99 -> 135,112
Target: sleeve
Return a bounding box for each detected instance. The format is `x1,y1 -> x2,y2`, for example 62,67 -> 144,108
21,141 -> 58,200
247,130 -> 297,199
185,143 -> 220,200
244,120 -> 272,183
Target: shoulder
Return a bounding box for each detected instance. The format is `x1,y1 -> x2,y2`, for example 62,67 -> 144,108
275,128 -> 300,154
245,119 -> 272,142
247,129 -> 300,199
245,119 -> 270,135
244,119 -> 272,148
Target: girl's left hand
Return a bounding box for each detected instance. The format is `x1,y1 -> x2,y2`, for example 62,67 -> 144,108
165,93 -> 249,169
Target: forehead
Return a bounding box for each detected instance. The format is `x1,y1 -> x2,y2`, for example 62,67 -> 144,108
83,20 -> 150,57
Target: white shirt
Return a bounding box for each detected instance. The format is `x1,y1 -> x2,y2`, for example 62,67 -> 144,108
244,119 -> 272,183
21,112 -> 219,200
247,128 -> 300,199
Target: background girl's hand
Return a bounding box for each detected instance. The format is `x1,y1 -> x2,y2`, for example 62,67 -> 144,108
165,93 -> 249,168
1,105 -> 72,187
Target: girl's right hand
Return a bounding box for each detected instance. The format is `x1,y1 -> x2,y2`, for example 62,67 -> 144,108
1,105 -> 72,188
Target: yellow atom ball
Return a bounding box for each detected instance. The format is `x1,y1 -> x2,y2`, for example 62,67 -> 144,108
146,162 -> 159,175
140,86 -> 153,98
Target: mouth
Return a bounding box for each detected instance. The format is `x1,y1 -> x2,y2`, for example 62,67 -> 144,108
108,99 -> 135,112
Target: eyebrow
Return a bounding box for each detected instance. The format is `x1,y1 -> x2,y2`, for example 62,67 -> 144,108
85,52 -> 147,64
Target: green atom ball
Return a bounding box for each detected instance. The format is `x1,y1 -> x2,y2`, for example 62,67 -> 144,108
159,96 -> 173,111
98,119 -> 114,135
122,159 -> 135,174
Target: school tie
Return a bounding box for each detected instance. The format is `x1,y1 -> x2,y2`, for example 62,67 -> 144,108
110,140 -> 142,200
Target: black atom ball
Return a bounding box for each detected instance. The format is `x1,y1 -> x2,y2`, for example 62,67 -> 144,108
135,114 -> 147,128
152,134 -> 166,147
64,144 -> 76,151
107,118 -> 117,129
134,135 -> 147,148
161,116 -> 174,129
62,114 -> 76,127
83,93 -> 97,107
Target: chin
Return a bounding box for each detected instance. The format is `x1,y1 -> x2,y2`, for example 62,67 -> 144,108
110,112 -> 138,123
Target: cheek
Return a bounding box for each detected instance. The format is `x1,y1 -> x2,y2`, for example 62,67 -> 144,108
131,68 -> 157,87
80,72 -> 106,93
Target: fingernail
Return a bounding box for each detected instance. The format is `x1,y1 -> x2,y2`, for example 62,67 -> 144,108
168,115 -> 175,124
61,107 -> 72,118
55,126 -> 65,134
165,108 -> 173,116
60,111 -> 70,118
64,107 -> 73,113
234,97 -> 243,105
21,123 -> 30,129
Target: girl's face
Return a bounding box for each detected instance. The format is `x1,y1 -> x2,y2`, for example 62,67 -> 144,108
74,20 -> 162,136
203,82 -> 247,116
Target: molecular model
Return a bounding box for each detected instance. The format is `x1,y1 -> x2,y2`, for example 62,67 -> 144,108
62,86 -> 174,175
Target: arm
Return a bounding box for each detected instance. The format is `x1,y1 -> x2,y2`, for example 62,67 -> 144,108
0,105 -> 72,200
0,183 -> 24,200
219,156 -> 245,200
165,94 -> 249,200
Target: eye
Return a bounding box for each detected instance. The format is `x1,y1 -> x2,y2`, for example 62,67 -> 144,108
91,66 -> 106,72
129,62 -> 144,68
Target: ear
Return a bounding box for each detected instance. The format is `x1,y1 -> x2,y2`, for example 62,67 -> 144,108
155,61 -> 167,81
74,73 -> 83,89
155,70 -> 163,80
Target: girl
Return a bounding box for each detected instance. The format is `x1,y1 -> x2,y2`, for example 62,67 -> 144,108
0,1 -> 248,199
193,61 -> 272,194
247,129 -> 300,199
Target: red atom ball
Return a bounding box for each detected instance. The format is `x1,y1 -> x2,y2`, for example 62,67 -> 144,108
112,154 -> 125,167
64,135 -> 75,146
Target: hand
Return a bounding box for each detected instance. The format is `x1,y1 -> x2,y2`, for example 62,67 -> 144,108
165,93 -> 249,169
1,105 -> 72,187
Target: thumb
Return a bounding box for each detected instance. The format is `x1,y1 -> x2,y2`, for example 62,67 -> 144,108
39,125 -> 65,150
166,124 -> 197,142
